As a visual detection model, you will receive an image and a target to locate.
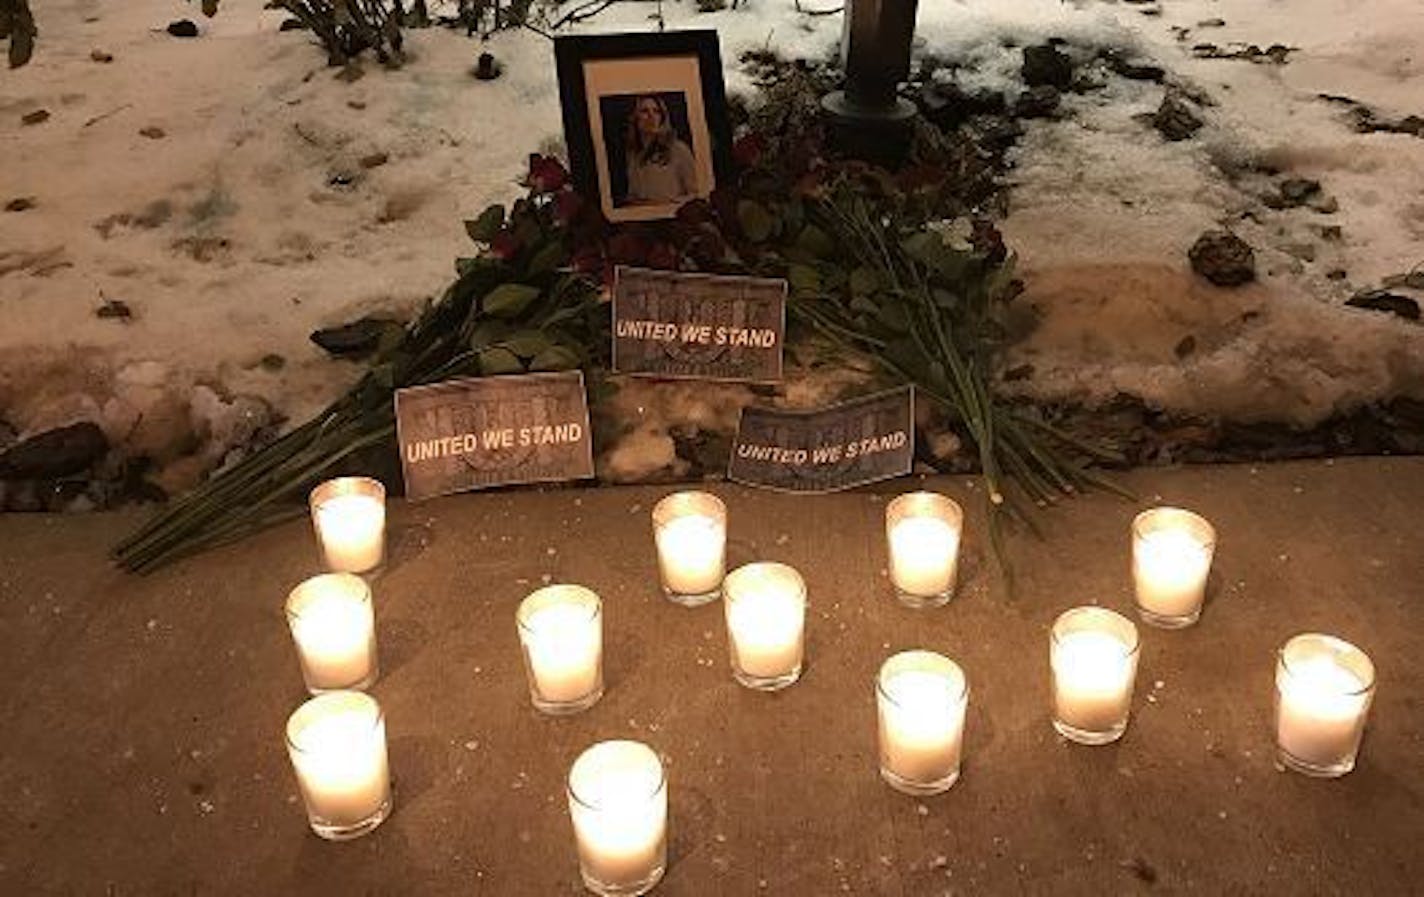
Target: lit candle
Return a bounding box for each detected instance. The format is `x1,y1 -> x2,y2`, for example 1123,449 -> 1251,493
885,492 -> 963,607
1132,507 -> 1216,628
652,491 -> 727,606
1275,634 -> 1376,777
517,585 -> 604,715
285,573 -> 379,693
723,562 -> 807,691
876,651 -> 969,795
285,691 -> 392,840
1050,607 -> 1140,745
567,740 -> 667,896
310,477 -> 386,574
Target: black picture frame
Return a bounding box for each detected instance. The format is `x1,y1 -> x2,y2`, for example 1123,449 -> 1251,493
555,30 -> 733,224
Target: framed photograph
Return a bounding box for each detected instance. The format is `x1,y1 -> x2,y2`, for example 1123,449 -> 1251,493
555,31 -> 733,224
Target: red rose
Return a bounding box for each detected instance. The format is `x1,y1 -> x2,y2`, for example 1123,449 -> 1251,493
553,189 -> 583,225
527,154 -> 569,193
645,242 -> 680,271
491,232 -> 521,261
732,133 -> 766,168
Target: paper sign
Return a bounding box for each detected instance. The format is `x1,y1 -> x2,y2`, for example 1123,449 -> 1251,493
394,371 -> 594,501
727,386 -> 916,493
612,266 -> 786,383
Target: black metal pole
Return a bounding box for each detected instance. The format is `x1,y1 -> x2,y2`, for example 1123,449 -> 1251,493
822,0 -> 920,128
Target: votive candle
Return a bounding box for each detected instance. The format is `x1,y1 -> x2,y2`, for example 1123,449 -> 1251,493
723,562 -> 807,691
1275,633 -> 1376,777
652,491 -> 727,606
285,691 -> 392,840
1132,507 -> 1216,628
877,651 -> 969,795
310,477 -> 386,574
1050,607 -> 1140,745
885,492 -> 964,607
517,585 -> 604,714
285,573 -> 379,693
568,740 -> 668,896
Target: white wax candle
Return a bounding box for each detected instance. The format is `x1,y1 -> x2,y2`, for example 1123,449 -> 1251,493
314,492 -> 386,573
725,564 -> 806,681
568,741 -> 667,892
656,513 -> 726,596
523,603 -> 602,704
888,516 -> 960,597
1053,630 -> 1136,733
879,669 -> 967,785
286,574 -> 377,692
1277,656 -> 1371,769
286,692 -> 391,834
1133,528 -> 1211,619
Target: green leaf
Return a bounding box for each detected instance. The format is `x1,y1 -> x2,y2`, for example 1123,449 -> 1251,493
884,338 -> 923,380
525,241 -> 566,278
464,204 -> 506,243
502,330 -> 552,359
468,319 -> 510,351
877,300 -> 910,334
794,225 -> 836,259
478,346 -> 525,375
369,363 -> 396,390
738,200 -> 776,244
849,267 -> 880,297
482,283 -> 541,319
787,263 -> 821,295
902,232 -> 941,267
373,321 -> 406,359
849,295 -> 880,317
530,345 -> 581,372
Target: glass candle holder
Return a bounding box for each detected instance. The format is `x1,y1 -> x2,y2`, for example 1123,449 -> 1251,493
285,690 -> 392,841
517,585 -> 604,715
652,491 -> 727,607
1050,607 -> 1140,745
568,740 -> 668,897
1274,633 -> 1376,777
1132,507 -> 1216,628
309,477 -> 387,575
885,492 -> 964,608
285,573 -> 379,694
876,651 -> 969,795
723,562 -> 807,691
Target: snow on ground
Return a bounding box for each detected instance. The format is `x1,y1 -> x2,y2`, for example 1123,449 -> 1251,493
990,0 -> 1424,423
2,0 -> 1423,490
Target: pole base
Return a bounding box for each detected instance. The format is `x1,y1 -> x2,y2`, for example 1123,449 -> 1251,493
821,91 -> 918,168
821,90 -> 919,125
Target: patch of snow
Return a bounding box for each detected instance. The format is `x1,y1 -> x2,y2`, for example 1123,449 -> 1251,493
3,0 -> 1423,482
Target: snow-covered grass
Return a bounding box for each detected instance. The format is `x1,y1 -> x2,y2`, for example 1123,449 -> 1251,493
2,0 -> 1422,491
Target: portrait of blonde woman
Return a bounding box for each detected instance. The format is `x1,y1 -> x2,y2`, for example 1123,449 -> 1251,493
621,94 -> 698,206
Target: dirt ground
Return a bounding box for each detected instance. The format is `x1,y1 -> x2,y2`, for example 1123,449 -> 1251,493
2,459 -> 1421,895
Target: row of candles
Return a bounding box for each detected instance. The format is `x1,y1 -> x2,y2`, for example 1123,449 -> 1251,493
286,477 -> 1378,896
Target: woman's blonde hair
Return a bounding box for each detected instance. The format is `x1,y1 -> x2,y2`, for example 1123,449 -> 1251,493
626,95 -> 677,166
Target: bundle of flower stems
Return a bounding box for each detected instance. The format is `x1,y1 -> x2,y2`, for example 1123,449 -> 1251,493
112,245 -> 601,573
788,189 -> 1127,554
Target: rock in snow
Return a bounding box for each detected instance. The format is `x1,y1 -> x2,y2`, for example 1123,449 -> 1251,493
1153,94 -> 1203,141
0,423 -> 109,480
1189,231 -> 1256,286
1345,291 -> 1420,322
1021,44 -> 1074,89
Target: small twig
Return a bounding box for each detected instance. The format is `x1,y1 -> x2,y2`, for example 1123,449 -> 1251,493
82,103 -> 133,128
549,0 -> 617,30
292,122 -> 322,146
